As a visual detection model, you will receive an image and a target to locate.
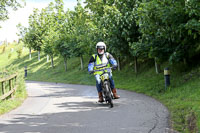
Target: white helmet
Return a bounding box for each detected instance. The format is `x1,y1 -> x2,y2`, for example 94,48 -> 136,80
96,42 -> 106,51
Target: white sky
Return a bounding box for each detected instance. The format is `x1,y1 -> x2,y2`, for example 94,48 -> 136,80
0,0 -> 81,42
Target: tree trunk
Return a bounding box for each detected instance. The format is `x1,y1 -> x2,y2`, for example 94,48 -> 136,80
117,57 -> 120,71
29,48 -> 31,60
51,55 -> 54,68
38,51 -> 40,61
47,55 -> 49,62
64,57 -> 67,71
80,55 -> 83,70
155,58 -> 161,74
134,56 -> 138,74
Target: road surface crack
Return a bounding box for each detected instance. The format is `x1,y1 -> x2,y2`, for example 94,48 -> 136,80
148,113 -> 159,133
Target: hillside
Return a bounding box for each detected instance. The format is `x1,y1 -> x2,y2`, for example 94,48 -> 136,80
0,43 -> 200,132
0,43 -> 27,115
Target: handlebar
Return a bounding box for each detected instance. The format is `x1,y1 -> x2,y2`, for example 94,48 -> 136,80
89,67 -> 114,74
94,67 -> 113,72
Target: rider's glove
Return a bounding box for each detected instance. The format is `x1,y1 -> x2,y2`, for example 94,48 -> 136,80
113,65 -> 117,70
109,59 -> 117,66
88,63 -> 94,73
89,70 -> 94,74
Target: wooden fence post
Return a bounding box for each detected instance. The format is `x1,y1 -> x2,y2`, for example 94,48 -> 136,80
0,74 -> 18,100
9,79 -> 13,98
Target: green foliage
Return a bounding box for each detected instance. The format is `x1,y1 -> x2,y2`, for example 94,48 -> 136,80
0,66 -> 27,115
16,0 -> 200,68
84,0 -> 140,58
8,53 -> 12,59
1,45 -> 6,54
65,2 -> 94,58
0,65 -> 18,77
0,0 -> 24,25
136,0 -> 200,64
7,0 -> 200,131
1,42 -> 200,132
16,47 -> 22,59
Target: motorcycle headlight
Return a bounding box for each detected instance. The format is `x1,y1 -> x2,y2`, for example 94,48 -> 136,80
102,73 -> 109,80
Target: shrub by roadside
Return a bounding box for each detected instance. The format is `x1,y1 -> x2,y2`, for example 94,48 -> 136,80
0,66 -> 27,115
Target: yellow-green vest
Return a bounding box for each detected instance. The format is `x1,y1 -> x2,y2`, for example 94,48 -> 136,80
92,53 -> 111,75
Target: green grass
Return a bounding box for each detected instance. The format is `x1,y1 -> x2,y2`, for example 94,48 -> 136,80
0,73 -> 27,115
0,43 -> 27,115
0,43 -> 200,132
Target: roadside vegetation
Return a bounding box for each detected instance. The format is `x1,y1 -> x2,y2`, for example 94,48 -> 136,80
0,42 -> 200,132
0,0 -> 199,132
0,44 -> 27,115
0,0 -> 27,115
0,70 -> 27,115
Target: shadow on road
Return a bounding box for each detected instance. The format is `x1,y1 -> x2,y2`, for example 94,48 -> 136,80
0,81 -> 169,133
0,99 -> 120,133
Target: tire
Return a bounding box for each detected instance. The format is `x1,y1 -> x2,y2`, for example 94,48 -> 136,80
105,84 -> 113,108
109,98 -> 113,108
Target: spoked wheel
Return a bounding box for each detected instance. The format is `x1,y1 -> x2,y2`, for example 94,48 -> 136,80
109,98 -> 113,108
105,84 -> 114,108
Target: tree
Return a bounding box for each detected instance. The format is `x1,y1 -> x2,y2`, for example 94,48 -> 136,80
136,0 -> 198,70
17,23 -> 32,59
55,34 -> 72,71
85,0 -> 141,71
0,0 -> 24,25
41,2 -> 58,68
68,1 -> 92,70
28,8 -> 45,61
54,1 -> 72,71
184,0 -> 200,61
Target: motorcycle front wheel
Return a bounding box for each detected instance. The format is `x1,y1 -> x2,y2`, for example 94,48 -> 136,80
105,84 -> 113,108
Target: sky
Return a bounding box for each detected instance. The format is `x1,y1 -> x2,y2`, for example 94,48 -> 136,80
0,0 -> 81,43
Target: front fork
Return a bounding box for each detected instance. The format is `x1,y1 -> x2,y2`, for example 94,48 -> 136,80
102,81 -> 113,101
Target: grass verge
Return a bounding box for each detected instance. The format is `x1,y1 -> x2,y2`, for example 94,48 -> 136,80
0,69 -> 27,115
0,43 -> 27,115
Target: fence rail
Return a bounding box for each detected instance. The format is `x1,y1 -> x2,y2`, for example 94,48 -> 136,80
0,73 -> 17,100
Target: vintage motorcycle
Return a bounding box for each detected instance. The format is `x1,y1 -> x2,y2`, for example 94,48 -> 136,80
92,67 -> 114,108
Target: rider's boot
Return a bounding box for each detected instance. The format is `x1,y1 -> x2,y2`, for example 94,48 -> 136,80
112,88 -> 120,99
98,92 -> 104,102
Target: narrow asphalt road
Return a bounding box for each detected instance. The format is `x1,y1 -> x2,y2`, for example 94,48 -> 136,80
0,81 -> 169,133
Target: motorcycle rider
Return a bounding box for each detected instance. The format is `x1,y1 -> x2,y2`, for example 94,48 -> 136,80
88,42 -> 120,102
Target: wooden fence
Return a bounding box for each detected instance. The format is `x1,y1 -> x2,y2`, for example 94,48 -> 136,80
0,73 -> 17,100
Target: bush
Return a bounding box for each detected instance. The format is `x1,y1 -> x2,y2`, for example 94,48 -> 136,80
1,45 -> 6,54
0,66 -> 27,115
8,53 -> 12,59
16,47 -> 22,59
